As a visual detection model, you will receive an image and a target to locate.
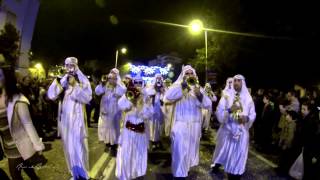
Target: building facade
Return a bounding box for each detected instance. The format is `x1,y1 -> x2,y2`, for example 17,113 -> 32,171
0,0 -> 40,70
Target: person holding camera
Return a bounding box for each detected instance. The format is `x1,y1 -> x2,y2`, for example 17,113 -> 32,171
0,65 -> 45,180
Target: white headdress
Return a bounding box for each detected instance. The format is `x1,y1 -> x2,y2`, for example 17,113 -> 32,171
173,65 -> 197,85
108,68 -> 122,84
65,57 -> 78,65
233,74 -> 251,98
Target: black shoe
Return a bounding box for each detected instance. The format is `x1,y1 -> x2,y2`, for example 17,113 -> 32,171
110,145 -> 117,157
211,164 -> 221,173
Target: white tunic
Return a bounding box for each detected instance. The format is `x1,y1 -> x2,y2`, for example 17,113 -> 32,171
116,95 -> 153,180
163,87 -> 174,137
212,91 -> 256,175
47,72 -> 92,179
164,85 -> 211,177
201,92 -> 215,131
95,83 -> 126,145
149,91 -> 164,142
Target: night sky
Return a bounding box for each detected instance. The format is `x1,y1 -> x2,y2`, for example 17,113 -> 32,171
31,0 -> 319,88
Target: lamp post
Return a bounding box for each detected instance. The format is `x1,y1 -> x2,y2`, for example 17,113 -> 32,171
115,47 -> 127,68
189,19 -> 208,82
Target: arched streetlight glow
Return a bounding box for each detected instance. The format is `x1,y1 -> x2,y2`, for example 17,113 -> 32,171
121,47 -> 127,54
189,19 -> 203,34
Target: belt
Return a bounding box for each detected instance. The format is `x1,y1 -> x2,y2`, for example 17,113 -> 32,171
125,121 -> 145,133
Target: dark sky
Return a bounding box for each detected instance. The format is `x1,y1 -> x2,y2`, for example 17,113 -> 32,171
32,0 -> 319,88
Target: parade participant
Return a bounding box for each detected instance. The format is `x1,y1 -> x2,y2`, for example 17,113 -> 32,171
149,73 -> 165,150
47,57 -> 92,179
202,83 -> 217,133
95,68 -> 126,156
115,76 -> 153,180
211,77 -> 234,172
164,65 -> 211,179
163,78 -> 174,136
211,75 -> 256,180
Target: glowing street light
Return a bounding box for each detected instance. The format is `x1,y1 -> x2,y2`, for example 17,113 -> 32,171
189,19 -> 208,82
189,19 -> 204,35
167,63 -> 172,69
121,47 -> 127,54
115,47 -> 128,68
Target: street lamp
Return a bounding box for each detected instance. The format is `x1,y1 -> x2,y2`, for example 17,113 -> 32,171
189,19 -> 208,82
115,47 -> 127,68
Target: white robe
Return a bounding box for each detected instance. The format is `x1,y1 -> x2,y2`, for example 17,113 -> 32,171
116,95 -> 153,180
212,91 -> 256,175
163,87 -> 174,137
164,85 -> 211,177
149,91 -> 164,142
95,83 -> 126,145
47,72 -> 92,179
202,92 -> 216,131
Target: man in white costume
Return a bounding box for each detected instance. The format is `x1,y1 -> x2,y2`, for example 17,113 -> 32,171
116,75 -> 154,180
202,83 -> 217,133
47,57 -> 92,180
211,75 -> 256,180
164,65 -> 211,179
211,77 -> 234,172
95,68 -> 126,156
149,73 -> 165,150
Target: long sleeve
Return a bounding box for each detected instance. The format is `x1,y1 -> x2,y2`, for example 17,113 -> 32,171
164,84 -> 183,103
115,83 -> 127,97
118,95 -> 132,111
47,79 -> 63,101
95,84 -> 105,96
141,104 -> 154,120
215,96 -> 229,124
70,83 -> 92,104
17,102 -> 45,151
246,100 -> 256,128
198,89 -> 212,109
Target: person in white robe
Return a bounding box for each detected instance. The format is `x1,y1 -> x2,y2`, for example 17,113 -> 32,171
164,65 -> 211,179
202,83 -> 217,133
211,75 -> 256,179
115,81 -> 153,180
211,77 -> 234,172
47,57 -> 92,179
95,68 -> 126,156
149,73 -> 165,150
162,78 -> 174,137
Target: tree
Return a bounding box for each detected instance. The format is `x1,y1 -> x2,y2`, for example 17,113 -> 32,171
0,23 -> 20,66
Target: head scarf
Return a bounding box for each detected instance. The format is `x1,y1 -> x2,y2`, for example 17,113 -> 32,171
108,68 -> 122,85
233,74 -> 252,100
173,65 -> 197,85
